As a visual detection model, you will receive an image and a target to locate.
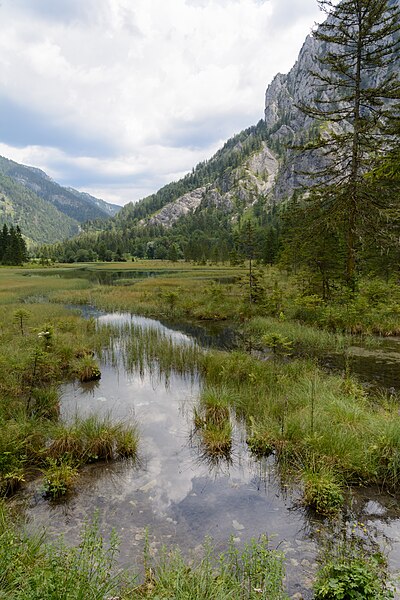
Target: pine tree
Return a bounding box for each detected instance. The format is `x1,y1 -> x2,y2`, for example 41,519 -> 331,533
0,224 -> 8,263
236,221 -> 263,304
0,223 -> 28,265
298,0 -> 400,287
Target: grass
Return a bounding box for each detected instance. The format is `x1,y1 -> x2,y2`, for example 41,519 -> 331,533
92,308 -> 400,498
192,386 -> 233,458
242,315 -> 351,356
94,312 -> 400,503
302,464 -> 344,516
48,415 -> 139,465
0,506 -> 121,599
0,270 -> 140,498
0,503 -> 288,600
0,263 -> 399,586
131,535 -> 287,599
72,354 -> 101,382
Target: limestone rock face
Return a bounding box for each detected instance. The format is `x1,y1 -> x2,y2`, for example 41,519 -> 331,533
141,143 -> 279,228
145,187 -> 206,228
264,7 -> 400,201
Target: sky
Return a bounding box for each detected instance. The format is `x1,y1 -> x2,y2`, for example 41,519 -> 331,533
0,0 -> 324,206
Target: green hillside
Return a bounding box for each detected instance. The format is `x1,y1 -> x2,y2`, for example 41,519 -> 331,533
0,156 -> 120,224
0,173 -> 80,245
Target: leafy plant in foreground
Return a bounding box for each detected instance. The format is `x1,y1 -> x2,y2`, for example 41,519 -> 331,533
314,527 -> 394,600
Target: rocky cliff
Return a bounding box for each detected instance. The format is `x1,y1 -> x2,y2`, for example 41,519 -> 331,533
141,143 -> 278,228
264,2 -> 400,200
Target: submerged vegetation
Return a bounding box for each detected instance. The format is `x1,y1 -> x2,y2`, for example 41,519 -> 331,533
0,505 -> 288,599
0,259 -> 398,595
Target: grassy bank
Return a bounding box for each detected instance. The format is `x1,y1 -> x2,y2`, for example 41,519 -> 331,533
0,505 -> 287,600
30,260 -> 400,336
0,269 -> 138,498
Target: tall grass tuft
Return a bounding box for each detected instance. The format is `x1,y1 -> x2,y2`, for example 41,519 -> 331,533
49,415 -> 139,466
132,535 -> 287,600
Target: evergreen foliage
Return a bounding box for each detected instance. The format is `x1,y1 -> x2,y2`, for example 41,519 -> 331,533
0,155 -> 120,224
0,172 -> 80,245
296,0 -> 400,286
111,119 -> 269,227
0,223 -> 28,265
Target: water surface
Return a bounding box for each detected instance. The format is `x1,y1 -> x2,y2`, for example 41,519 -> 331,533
14,309 -> 400,598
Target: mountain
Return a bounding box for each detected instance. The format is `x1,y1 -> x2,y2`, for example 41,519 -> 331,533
0,155 -> 120,225
48,0 -> 399,263
0,172 -> 80,245
112,119 -> 277,231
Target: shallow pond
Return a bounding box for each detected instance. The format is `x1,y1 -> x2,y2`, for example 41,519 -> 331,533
323,337 -> 400,391
24,266 -> 238,286
13,310 -> 400,598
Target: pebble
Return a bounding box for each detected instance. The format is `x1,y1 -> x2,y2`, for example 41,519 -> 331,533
232,519 -> 245,531
139,479 -> 157,492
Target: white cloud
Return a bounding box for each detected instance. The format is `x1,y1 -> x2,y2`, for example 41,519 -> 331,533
0,0 -> 323,205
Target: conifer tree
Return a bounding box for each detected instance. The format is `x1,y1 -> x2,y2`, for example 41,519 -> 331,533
0,223 -> 28,265
298,0 -> 400,286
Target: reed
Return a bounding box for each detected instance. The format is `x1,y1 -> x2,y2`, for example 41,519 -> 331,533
199,421 -> 232,457
49,415 -> 139,465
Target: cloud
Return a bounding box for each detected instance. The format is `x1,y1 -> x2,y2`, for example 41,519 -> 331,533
269,0 -> 321,29
7,0 -> 96,24
0,0 -> 322,205
0,95 -> 115,157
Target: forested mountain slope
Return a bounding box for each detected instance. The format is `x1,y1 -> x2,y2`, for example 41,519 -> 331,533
0,172 -> 80,245
0,155 -> 120,224
46,0 -> 399,267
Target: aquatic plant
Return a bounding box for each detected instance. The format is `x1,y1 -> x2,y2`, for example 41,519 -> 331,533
73,354 -> 101,382
0,505 -> 287,600
42,458 -> 79,498
0,507 -> 120,599
200,421 -> 232,457
246,417 -> 274,458
302,465 -> 344,516
133,534 -> 287,599
48,416 -> 139,466
47,426 -> 85,462
115,427 -> 139,458
199,386 -> 231,426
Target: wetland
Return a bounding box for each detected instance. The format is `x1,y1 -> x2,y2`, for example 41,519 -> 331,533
1,262 -> 400,599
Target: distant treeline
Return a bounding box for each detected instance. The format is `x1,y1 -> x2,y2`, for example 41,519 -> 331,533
0,224 -> 28,265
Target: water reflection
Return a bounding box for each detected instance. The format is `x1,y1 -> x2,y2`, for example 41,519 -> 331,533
24,267 -> 182,285
13,309 -> 400,597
